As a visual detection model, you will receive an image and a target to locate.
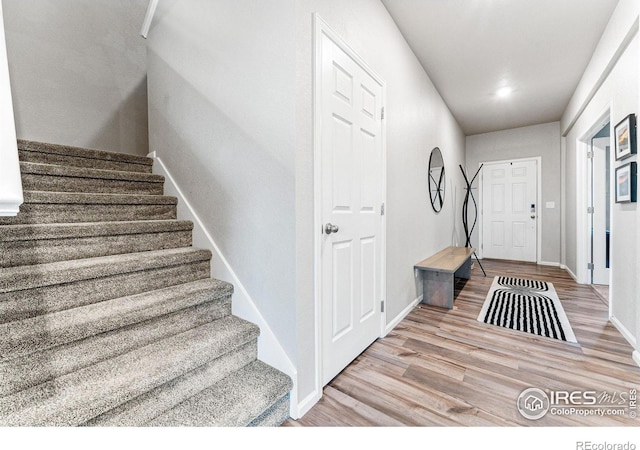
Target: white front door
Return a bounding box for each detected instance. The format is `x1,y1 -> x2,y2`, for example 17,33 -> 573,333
318,21 -> 385,385
482,159 -> 538,262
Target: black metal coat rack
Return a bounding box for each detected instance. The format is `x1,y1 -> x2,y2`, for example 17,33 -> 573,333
459,164 -> 486,276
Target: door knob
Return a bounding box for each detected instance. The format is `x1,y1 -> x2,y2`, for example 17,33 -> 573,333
324,223 -> 339,234
531,215 -> 536,219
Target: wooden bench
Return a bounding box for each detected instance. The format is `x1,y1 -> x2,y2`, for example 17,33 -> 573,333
414,246 -> 474,309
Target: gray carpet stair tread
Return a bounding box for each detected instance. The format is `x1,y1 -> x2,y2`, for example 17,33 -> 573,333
0,220 -> 192,241
0,292 -> 233,397
0,247 -> 212,294
0,258 -> 210,324
147,360 -> 292,427
20,161 -> 164,183
18,140 -> 153,167
0,191 -> 178,225
0,220 -> 194,267
20,162 -> 164,195
21,191 -> 177,206
0,278 -> 233,360
0,315 -> 260,426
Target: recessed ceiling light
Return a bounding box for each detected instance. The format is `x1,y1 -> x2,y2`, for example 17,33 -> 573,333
496,87 -> 512,98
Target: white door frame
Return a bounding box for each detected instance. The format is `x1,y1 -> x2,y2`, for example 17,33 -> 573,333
576,107 -> 611,286
478,156 -> 542,263
312,13 -> 387,403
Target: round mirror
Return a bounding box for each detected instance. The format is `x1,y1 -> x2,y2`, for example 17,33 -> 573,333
428,147 -> 445,213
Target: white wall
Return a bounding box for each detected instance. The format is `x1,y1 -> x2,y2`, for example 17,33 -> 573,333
147,0 -> 298,379
1,0 -> 149,155
466,122 -> 561,264
561,0 -> 639,351
147,0 -> 466,415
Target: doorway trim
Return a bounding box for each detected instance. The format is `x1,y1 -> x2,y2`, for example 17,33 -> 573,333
576,107 -> 611,286
311,13 -> 388,408
478,156 -> 542,264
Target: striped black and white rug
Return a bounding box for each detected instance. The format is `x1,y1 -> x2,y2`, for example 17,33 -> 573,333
477,276 -> 577,343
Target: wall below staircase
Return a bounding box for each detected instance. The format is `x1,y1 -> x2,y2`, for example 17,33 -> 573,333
146,0 -> 298,393
1,0 -> 149,156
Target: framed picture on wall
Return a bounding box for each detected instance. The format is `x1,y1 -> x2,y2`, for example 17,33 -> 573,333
615,161 -> 637,203
614,113 -> 636,160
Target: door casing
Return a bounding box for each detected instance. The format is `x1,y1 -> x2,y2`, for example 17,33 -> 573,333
479,156 -> 542,263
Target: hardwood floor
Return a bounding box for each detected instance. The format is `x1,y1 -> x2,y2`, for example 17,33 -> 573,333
285,259 -> 640,426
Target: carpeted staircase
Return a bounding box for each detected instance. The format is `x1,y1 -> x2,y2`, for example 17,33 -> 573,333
0,140 -> 292,426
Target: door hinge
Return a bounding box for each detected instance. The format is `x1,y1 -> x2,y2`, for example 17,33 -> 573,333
587,151 -> 594,159
381,301 -> 385,313
381,107 -> 385,120
381,203 -> 385,216
587,262 -> 594,270
587,206 -> 594,214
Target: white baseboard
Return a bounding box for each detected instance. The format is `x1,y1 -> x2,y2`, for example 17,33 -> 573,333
295,388 -> 322,420
561,264 -> 578,282
538,261 -> 560,267
610,315 -> 637,349
633,351 -> 640,368
151,155 -> 301,419
385,296 -> 421,335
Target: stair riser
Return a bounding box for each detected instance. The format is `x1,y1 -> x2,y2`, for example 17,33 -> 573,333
19,150 -> 152,174
0,231 -> 192,267
0,203 -> 177,225
0,298 -> 233,397
87,340 -> 257,426
22,173 -> 164,195
0,261 -> 210,324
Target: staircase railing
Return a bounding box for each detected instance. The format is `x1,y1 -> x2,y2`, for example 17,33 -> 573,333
0,1 -> 23,217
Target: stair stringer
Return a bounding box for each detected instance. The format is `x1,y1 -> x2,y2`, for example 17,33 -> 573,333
150,153 -> 299,419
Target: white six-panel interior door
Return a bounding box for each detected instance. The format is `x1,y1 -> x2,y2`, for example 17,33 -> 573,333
481,159 -> 538,262
316,16 -> 386,386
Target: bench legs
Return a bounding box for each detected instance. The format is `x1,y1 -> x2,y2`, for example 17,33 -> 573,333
420,258 -> 472,309
454,257 -> 472,280
422,271 -> 455,309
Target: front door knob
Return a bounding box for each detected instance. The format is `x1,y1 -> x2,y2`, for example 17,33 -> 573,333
324,223 -> 339,234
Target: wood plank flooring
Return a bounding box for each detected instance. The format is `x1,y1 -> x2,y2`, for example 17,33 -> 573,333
285,260 -> 640,426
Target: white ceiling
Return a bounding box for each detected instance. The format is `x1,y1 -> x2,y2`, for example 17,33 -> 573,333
381,0 -> 620,136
